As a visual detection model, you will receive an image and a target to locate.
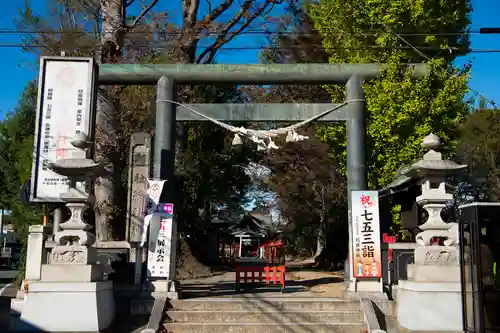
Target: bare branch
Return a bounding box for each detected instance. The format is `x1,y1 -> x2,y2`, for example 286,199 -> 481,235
196,0 -> 234,29
198,0 -> 274,64
124,0 -> 160,29
186,0 -> 201,27
205,0 -> 213,13
125,0 -> 135,7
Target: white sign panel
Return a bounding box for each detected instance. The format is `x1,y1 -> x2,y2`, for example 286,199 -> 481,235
31,57 -> 97,202
351,190 -> 382,278
147,203 -> 176,278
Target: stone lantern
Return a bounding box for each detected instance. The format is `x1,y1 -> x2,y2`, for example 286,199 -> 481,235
19,133 -> 115,332
395,133 -> 467,331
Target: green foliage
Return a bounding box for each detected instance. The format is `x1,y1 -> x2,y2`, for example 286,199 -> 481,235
309,0 -> 471,190
0,81 -> 43,282
309,0 -> 471,64
456,108 -> 500,201
251,3 -> 350,261
317,56 -> 469,189
0,81 -> 39,207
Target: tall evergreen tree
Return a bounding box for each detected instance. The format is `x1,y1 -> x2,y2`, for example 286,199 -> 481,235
0,81 -> 43,243
309,0 -> 471,186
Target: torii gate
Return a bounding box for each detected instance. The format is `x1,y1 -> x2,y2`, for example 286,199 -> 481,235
99,63 -> 428,295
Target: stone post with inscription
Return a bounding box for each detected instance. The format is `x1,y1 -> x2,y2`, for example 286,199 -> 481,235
396,133 -> 467,331
126,133 -> 152,285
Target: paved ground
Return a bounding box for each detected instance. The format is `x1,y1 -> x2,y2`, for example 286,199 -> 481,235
0,270 -> 18,280
180,269 -> 346,299
0,268 -> 348,332
0,271 -> 17,332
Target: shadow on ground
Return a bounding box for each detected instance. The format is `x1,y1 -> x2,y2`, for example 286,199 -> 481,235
179,274 -> 344,299
1,292 -> 149,333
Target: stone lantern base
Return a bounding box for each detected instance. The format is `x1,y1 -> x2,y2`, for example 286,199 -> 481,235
397,279 -> 463,331
396,246 -> 464,331
17,281 -> 114,332
14,243 -> 115,331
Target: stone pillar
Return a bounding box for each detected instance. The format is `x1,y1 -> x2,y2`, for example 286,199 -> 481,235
345,75 -> 368,292
52,206 -> 63,236
126,133 -> 152,286
24,225 -> 50,281
143,77 -> 179,299
396,133 -> 466,331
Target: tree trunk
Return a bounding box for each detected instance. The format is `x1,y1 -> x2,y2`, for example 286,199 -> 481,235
94,0 -> 124,241
314,187 -> 327,260
313,222 -> 326,259
94,91 -> 115,241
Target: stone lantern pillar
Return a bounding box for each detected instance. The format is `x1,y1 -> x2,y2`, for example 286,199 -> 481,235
396,133 -> 467,331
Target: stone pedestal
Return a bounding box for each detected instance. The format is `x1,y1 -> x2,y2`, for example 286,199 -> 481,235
19,281 -> 114,332
148,280 -> 181,300
14,131 -> 116,332
397,279 -> 463,331
41,264 -> 103,282
397,246 -> 463,331
18,245 -> 115,332
347,279 -> 383,293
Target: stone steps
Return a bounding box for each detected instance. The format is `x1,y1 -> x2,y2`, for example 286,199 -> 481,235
167,309 -> 364,323
163,297 -> 366,333
169,297 -> 362,311
164,322 -> 365,333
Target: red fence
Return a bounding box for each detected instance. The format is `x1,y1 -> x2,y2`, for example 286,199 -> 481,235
383,233 -> 397,261
235,264 -> 286,292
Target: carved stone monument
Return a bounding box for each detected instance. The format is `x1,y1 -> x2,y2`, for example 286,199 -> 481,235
19,133 -> 115,332
396,133 -> 467,331
126,133 -> 152,284
126,133 -> 152,245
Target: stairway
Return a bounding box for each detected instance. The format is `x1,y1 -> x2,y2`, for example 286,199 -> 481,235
163,297 -> 367,333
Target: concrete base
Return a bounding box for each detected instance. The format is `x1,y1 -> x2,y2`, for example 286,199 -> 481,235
407,264 -> 461,282
355,279 -> 383,293
397,280 -> 463,331
147,280 -> 181,300
16,281 -> 115,332
345,279 -> 383,293
41,264 -> 103,282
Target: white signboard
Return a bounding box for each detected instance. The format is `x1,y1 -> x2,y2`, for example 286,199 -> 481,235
147,203 -> 175,278
30,57 -> 97,202
351,190 -> 382,278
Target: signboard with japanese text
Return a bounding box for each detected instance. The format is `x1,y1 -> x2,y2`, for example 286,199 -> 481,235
351,190 -> 382,278
30,57 -> 98,203
147,203 -> 176,278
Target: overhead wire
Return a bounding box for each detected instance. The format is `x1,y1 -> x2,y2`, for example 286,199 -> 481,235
1,41 -> 500,53
0,5 -> 497,106
0,28 -> 487,36
2,43 -> 500,54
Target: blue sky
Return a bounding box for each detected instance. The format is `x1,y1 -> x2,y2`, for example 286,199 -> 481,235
0,0 -> 499,117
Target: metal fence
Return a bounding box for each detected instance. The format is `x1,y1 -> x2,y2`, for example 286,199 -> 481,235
459,203 -> 500,333
390,248 -> 415,285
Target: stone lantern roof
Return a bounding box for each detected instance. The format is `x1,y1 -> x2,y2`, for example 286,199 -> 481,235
380,133 -> 467,196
